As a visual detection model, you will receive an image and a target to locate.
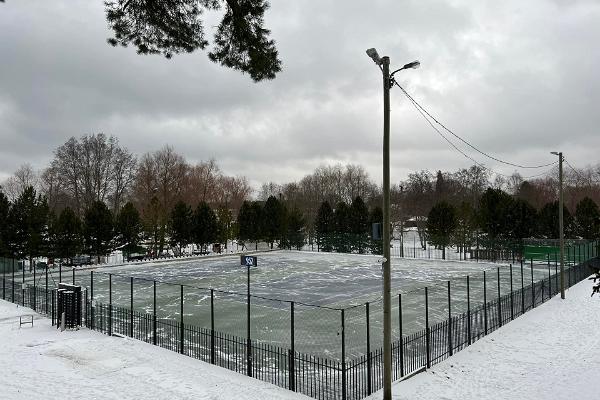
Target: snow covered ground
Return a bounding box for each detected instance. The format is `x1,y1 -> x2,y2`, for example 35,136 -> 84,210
0,300 -> 310,400
367,277 -> 599,400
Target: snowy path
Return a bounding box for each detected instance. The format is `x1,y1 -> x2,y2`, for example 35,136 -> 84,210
368,277 -> 599,400
0,300 -> 309,400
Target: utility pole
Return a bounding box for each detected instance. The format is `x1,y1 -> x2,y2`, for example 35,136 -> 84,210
551,151 -> 565,299
381,55 -> 392,400
366,48 -> 419,400
558,152 -> 565,299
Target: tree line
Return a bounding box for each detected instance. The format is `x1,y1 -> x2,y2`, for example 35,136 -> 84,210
426,188 -> 600,259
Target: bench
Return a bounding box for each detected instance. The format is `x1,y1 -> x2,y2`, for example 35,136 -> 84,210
19,315 -> 33,328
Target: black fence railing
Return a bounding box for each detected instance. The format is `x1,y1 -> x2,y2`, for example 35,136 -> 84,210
1,239 -> 598,400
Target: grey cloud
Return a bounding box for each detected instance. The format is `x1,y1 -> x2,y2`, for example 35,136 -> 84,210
1,0 -> 599,189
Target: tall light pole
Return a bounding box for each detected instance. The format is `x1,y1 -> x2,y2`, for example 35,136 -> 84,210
551,151 -> 565,299
366,48 -> 419,400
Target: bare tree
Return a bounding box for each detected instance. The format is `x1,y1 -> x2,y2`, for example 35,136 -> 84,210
2,164 -> 39,201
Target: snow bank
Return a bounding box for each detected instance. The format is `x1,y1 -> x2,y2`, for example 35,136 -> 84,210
367,277 -> 599,400
0,300 -> 309,400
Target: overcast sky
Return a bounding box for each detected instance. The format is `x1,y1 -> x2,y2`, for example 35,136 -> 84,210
1,0 -> 599,189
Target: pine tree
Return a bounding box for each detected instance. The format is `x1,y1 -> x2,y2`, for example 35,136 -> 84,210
574,197 -> 599,239
216,207 -> 234,252
192,202 -> 218,252
115,201 -> 143,257
262,196 -> 285,249
83,201 -> 114,263
334,202 -> 351,253
427,201 -> 457,259
0,190 -> 10,257
350,196 -> 369,253
284,207 -> 306,250
315,201 -> 335,252
509,199 -> 537,245
54,207 -> 83,264
538,201 -> 573,238
7,186 -> 48,268
170,201 -> 193,253
478,188 -> 514,240
368,206 -> 383,255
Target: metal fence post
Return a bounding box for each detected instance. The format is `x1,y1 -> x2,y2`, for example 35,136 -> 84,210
399,293 -> 404,377
247,265 -> 252,378
2,257 -> 4,300
341,308 -> 347,400
509,265 -> 514,320
483,271 -> 488,335
108,273 -> 112,336
555,254 -> 558,294
12,258 -> 14,302
520,261 -> 525,314
530,259 -> 535,307
180,285 -> 184,354
210,289 -> 215,364
72,267 -> 75,285
91,271 -> 94,330
447,281 -> 452,356
22,258 -> 25,306
548,264 -> 552,297
59,263 -> 62,283
425,287 -> 431,368
467,276 -> 471,345
130,277 -> 134,337
45,266 -> 48,314
153,280 -> 157,346
289,301 -> 295,391
497,267 -> 502,327
33,261 -> 36,311
366,302 -> 372,395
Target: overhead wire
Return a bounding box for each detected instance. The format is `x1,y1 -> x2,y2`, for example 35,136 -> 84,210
392,79 -> 558,170
394,81 -> 555,180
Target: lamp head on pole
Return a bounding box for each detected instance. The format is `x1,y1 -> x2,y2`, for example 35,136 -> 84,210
551,151 -> 559,156
402,61 -> 421,70
366,48 -> 382,65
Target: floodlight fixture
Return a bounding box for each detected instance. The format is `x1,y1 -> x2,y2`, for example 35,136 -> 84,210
366,48 -> 382,65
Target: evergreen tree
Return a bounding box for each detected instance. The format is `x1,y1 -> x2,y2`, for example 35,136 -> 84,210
509,199 -> 537,243
7,186 -> 48,268
237,201 -> 263,250
0,190 -> 9,257
427,201 -> 457,259
368,206 -> 384,255
350,196 -> 369,253
451,201 -> 477,258
538,201 -> 573,238
105,0 -> 281,82
216,207 -> 234,251
478,188 -> 514,240
115,201 -> 143,257
192,202 -> 218,252
54,207 -> 83,264
170,201 -> 193,252
83,201 -> 114,263
283,207 -> 306,250
315,201 -> 335,252
334,202 -> 351,253
262,195 -> 285,249
574,197 -> 599,239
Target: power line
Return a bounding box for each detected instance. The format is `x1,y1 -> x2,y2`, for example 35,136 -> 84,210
564,157 -> 600,186
396,82 -> 554,180
393,81 -> 558,170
